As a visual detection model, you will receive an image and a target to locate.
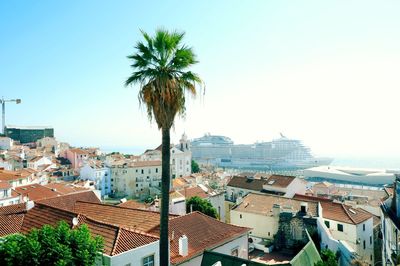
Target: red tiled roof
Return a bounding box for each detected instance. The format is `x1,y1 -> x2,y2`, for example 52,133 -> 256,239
117,200 -> 148,209
17,203 -> 158,256
0,169 -> 31,181
0,181 -> 12,189
20,203 -> 77,234
0,214 -> 24,236
14,184 -> 62,201
38,191 -> 101,211
181,186 -> 208,199
74,201 -> 168,232
264,175 -> 296,188
132,160 -> 161,167
0,202 -> 26,215
112,228 -> 159,255
148,211 -> 250,264
227,176 -> 266,191
44,182 -> 90,195
293,194 -> 373,224
68,148 -> 88,155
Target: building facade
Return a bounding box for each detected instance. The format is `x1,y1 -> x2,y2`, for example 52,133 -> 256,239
5,126 -> 54,144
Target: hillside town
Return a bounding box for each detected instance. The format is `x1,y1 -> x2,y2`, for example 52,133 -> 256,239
0,126 -> 399,266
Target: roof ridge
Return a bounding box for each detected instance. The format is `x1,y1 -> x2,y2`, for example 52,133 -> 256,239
75,200 -> 176,216
35,202 -> 79,216
111,227 -> 121,256
341,204 -> 356,224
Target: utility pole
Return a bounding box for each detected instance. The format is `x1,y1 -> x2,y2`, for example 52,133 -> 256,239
1,97 -> 21,135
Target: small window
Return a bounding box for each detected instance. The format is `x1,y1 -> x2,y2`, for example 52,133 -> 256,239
370,255 -> 372,261
324,220 -> 330,228
143,254 -> 154,266
141,169 -> 144,174
231,247 -> 239,257
363,224 -> 365,231
363,240 -> 366,249
240,214 -> 242,219
337,224 -> 343,232
156,168 -> 158,173
370,236 -> 372,245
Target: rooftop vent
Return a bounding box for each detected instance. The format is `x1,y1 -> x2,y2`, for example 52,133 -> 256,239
179,235 -> 188,256
268,180 -> 275,185
349,208 -> 356,215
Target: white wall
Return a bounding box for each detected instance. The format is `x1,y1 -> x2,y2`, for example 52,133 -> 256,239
178,234 -> 248,266
104,241 -> 159,266
0,137 -> 13,150
208,193 -> 226,222
231,210 -> 278,240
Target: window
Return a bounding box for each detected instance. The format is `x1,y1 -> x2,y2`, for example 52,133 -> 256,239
240,214 -> 242,219
370,255 -> 372,261
141,169 -> 144,174
3,190 -> 8,197
363,240 -> 366,249
370,236 -> 372,245
363,224 -> 365,231
143,254 -> 154,266
19,179 -> 22,185
155,168 -> 158,173
231,247 -> 239,257
337,224 -> 343,232
324,221 -> 330,228
136,184 -> 138,187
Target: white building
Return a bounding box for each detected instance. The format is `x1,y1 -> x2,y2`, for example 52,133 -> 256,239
27,156 -> 54,170
230,193 -> 319,252
295,194 -> 375,265
36,137 -> 59,155
0,137 -> 13,150
0,181 -> 21,206
141,133 -> 192,178
80,162 -> 111,197
381,176 -> 400,266
226,174 -> 307,203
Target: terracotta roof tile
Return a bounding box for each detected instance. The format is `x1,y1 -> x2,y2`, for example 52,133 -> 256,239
112,228 -> 159,255
181,186 -> 208,199
74,201 -> 167,232
14,184 -> 62,201
38,191 -> 101,211
0,181 -> 12,189
0,202 -> 26,215
227,176 -> 266,191
0,214 -> 24,236
148,212 -> 250,264
44,182 -> 90,195
264,175 -> 296,188
117,200 -> 148,209
0,169 -> 31,181
232,193 -> 318,217
293,194 -> 373,224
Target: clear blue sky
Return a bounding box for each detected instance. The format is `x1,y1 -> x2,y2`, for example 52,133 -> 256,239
1,1 -> 400,157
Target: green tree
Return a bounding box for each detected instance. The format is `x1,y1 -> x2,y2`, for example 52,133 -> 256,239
187,196 -> 218,219
191,159 -> 200,173
314,249 -> 339,266
125,29 -> 202,266
0,221 -> 103,266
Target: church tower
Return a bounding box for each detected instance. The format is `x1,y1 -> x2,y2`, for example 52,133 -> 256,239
179,133 -> 190,152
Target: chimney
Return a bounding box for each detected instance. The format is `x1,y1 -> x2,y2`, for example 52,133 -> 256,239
179,235 -> 188,256
272,204 -> 280,217
26,200 -> 34,211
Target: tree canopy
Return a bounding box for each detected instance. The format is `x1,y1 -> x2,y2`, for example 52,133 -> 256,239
187,196 -> 218,219
191,159 -> 200,173
0,221 -> 103,266
314,249 -> 339,266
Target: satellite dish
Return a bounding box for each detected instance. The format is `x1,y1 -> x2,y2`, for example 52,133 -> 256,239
72,217 -> 78,226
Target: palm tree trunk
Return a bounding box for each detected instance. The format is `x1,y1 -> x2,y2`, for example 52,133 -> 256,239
160,128 -> 171,266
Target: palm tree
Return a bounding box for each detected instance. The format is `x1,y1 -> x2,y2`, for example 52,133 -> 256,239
125,29 -> 202,266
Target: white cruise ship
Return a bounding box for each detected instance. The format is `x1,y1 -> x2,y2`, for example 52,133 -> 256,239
190,133 -> 332,170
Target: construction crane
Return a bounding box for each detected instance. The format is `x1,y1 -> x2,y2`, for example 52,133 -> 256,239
1,97 -> 21,135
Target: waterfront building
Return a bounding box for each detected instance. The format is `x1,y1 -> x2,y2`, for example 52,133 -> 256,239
5,125 -> 54,144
